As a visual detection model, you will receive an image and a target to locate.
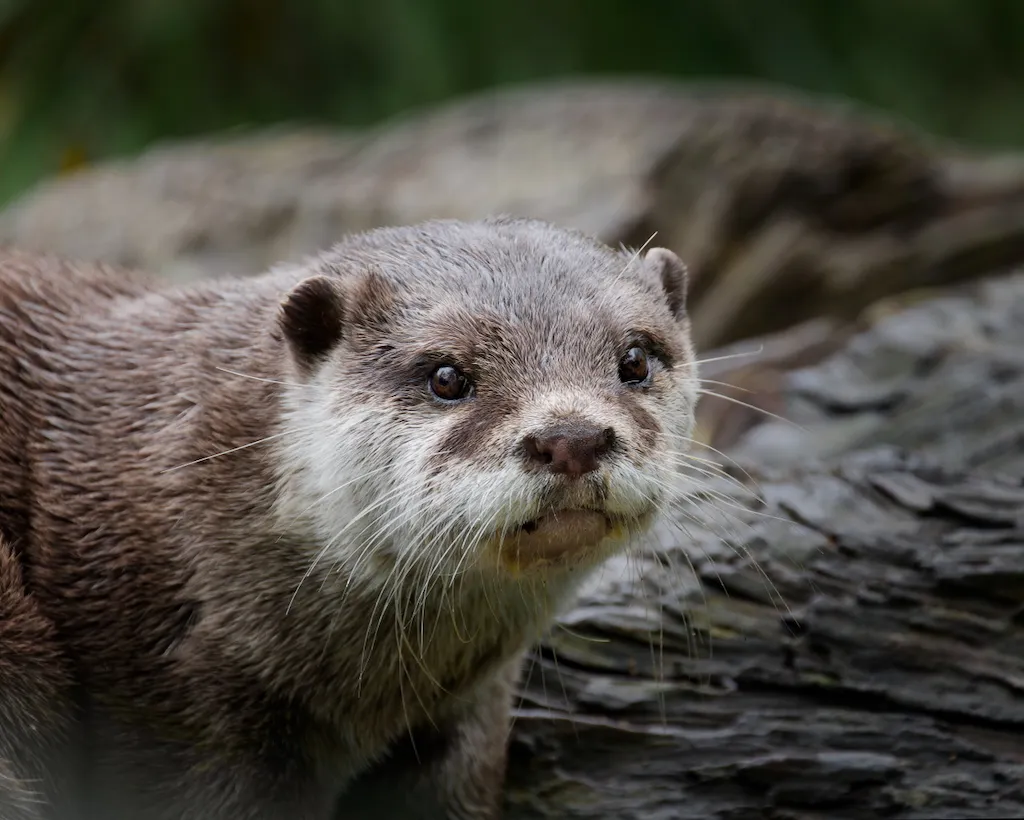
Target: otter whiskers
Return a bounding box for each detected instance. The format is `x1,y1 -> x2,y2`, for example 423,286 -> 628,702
594,231 -> 660,313
286,479 -> 412,615
696,387 -> 805,431
689,346 -> 766,368
160,421 -> 328,473
214,366 -> 314,390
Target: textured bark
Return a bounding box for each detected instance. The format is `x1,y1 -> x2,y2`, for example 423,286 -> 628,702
502,271 -> 1024,819
7,80 -> 1024,348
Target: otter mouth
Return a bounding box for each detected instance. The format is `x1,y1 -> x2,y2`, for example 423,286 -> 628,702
500,508 -> 628,573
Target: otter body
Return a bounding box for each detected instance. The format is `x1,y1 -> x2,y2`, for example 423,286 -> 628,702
0,218 -> 697,819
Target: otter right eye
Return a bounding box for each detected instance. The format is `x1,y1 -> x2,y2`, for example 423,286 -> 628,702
618,346 -> 651,385
428,365 -> 473,403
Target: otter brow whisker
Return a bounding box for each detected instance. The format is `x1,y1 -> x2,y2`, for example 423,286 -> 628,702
690,346 -> 765,367
595,231 -> 659,311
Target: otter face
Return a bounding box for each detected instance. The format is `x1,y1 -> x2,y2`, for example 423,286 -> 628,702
275,218 -> 698,587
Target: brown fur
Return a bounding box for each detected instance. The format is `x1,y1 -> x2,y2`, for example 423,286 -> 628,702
0,218 -> 696,819
0,535 -> 72,820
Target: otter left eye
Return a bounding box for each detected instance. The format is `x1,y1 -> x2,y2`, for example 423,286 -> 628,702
618,347 -> 650,385
429,365 -> 474,403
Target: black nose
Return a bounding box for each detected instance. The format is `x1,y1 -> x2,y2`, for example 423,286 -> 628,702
522,422 -> 615,479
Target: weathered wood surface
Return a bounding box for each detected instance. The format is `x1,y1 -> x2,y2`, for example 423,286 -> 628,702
8,80 -> 1024,349
503,272 -> 1024,819
721,271 -> 1024,477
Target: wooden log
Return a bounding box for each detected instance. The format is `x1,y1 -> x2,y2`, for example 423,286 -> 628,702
502,271 -> 1024,819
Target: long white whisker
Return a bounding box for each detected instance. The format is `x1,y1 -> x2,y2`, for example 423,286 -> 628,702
287,483 -> 414,614
698,378 -> 755,394
690,347 -> 765,368
214,366 -> 312,389
161,422 -> 327,473
669,434 -> 763,489
595,232 -> 659,312
289,462 -> 393,522
696,388 -> 802,430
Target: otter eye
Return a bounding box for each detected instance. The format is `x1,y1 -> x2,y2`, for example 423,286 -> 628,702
429,365 -> 473,402
618,347 -> 650,386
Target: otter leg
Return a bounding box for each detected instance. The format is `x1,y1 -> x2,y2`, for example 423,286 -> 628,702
0,536 -> 72,820
338,661 -> 520,820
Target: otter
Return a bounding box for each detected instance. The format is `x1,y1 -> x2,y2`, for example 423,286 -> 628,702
0,217 -> 698,820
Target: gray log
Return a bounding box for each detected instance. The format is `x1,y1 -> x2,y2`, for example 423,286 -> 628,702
503,271 -> 1024,819
9,80 -> 1024,349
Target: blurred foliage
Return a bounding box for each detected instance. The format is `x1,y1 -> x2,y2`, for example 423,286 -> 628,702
2,0 -> 1024,204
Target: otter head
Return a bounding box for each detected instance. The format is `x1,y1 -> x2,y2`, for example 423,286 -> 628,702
274,218 -> 697,593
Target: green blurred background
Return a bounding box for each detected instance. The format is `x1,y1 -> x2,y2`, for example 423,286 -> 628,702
2,0 -> 1022,205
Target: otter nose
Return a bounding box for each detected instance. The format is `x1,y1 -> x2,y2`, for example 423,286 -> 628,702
522,422 -> 615,478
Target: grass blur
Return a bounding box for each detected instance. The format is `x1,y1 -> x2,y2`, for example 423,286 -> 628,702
1,0 -> 1023,204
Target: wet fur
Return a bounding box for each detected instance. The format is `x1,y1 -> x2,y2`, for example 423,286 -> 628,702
0,218 -> 697,819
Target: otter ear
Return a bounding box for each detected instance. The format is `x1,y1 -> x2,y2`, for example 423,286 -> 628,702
278,276 -> 345,366
645,247 -> 688,320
